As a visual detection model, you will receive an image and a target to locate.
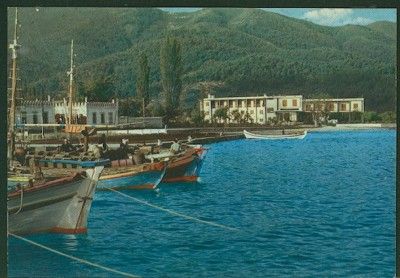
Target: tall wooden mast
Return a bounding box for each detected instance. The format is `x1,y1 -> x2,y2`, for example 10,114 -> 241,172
67,39 -> 74,124
8,8 -> 19,166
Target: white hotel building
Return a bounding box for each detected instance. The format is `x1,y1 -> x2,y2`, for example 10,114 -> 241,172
200,94 -> 364,124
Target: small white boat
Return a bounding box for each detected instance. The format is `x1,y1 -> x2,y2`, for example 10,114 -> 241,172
243,130 -> 308,140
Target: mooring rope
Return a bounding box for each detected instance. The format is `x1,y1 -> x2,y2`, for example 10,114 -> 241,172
14,186 -> 24,215
9,233 -> 140,278
107,188 -> 239,232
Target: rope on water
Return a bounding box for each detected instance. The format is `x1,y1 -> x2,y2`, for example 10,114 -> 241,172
107,188 -> 239,232
13,186 -> 24,215
9,232 -> 140,278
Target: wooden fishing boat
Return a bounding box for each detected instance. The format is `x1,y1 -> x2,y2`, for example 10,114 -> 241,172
161,146 -> 207,183
97,160 -> 167,190
8,161 -> 105,235
243,130 -> 307,140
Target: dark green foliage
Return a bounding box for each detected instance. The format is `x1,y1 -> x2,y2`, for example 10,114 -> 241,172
379,111 -> 396,123
297,112 -> 314,124
363,111 -> 381,123
190,109 -> 205,125
213,107 -> 229,122
230,109 -> 242,123
82,76 -> 114,102
147,100 -> 165,117
136,53 -> 150,104
160,36 -> 183,122
118,97 -> 140,117
8,8 -> 396,112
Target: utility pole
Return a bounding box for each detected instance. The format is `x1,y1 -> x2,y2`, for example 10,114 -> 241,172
67,39 -> 74,125
8,8 -> 19,167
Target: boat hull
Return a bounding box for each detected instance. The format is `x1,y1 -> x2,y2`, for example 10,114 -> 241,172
162,147 -> 207,183
97,161 -> 166,190
243,130 -> 307,140
8,166 -> 103,235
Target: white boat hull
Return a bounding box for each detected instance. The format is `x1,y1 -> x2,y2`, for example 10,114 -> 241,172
243,130 -> 307,140
8,166 -> 104,235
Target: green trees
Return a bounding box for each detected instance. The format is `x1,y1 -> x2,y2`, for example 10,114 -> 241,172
136,53 -> 150,115
83,77 -> 113,102
380,111 -> 396,123
230,109 -> 242,123
361,111 -> 395,123
190,109 -> 205,125
213,107 -> 229,123
119,97 -> 140,117
160,36 -> 183,122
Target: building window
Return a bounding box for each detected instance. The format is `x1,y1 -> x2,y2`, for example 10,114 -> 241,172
42,112 -> 49,124
282,99 -> 287,107
211,102 -> 215,109
292,99 -> 297,106
229,101 -> 233,108
100,113 -> 105,124
353,103 -> 359,109
260,110 -> 264,114
327,103 -> 334,111
32,112 -> 38,124
108,112 -> 113,124
305,104 -> 312,111
340,103 -> 347,111
92,112 -> 97,124
259,118 -> 263,122
267,107 -> 274,113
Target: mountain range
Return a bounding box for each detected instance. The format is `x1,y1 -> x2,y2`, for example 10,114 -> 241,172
7,8 -> 396,112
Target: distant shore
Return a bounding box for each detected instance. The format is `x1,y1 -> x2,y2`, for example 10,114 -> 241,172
310,123 -> 396,132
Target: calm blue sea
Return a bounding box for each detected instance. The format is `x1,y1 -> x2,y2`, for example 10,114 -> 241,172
9,130 -> 395,277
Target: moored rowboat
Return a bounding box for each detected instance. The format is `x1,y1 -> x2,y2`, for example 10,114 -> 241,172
8,163 -> 104,235
243,130 -> 307,140
97,160 -> 167,190
144,145 -> 207,183
162,146 -> 207,183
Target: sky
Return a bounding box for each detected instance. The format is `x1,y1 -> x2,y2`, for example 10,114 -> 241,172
160,8 -> 396,26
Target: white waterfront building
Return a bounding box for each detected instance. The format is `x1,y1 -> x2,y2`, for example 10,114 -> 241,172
200,94 -> 364,124
16,96 -> 119,126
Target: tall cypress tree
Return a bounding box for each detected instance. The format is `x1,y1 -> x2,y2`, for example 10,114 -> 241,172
136,53 -> 150,112
160,36 -> 182,122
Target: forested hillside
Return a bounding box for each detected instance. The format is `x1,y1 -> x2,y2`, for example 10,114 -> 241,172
7,8 -> 396,113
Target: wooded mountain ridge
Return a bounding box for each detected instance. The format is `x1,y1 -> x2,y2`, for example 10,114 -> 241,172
8,8 -> 396,112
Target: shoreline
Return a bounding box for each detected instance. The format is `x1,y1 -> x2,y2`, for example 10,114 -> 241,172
17,123 -> 395,151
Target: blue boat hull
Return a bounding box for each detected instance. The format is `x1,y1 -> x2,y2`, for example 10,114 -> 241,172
97,162 -> 166,190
